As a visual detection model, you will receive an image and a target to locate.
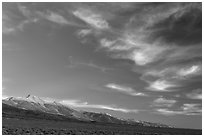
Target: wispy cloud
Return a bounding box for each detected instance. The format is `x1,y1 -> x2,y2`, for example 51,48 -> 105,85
156,108 -> 184,116
73,8 -> 109,30
3,4 -> 37,34
2,27 -> 15,34
66,56 -> 112,72
152,97 -> 177,107
2,7 -> 14,34
77,29 -> 92,38
18,3 -> 81,27
37,11 -> 79,26
142,63 -> 201,92
105,83 -> 147,96
73,3 -> 201,96
177,65 -> 201,78
3,18 -> 38,34
94,4 -> 200,67
181,104 -> 202,115
3,3 -> 84,35
146,79 -> 179,92
100,38 -> 135,51
38,11 -> 68,25
17,4 -> 31,18
120,38 -> 169,66
106,83 -> 135,92
186,89 -> 202,100
3,5 -> 35,34
99,35 -> 170,66
155,103 -> 202,116
142,64 -> 201,80
60,99 -> 139,113
84,62 -> 112,72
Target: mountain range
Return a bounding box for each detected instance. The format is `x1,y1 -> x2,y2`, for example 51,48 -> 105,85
2,94 -> 172,128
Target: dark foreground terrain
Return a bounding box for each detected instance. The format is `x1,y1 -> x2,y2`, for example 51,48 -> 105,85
2,117 -> 201,135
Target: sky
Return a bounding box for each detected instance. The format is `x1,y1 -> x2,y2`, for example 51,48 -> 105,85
2,2 -> 202,129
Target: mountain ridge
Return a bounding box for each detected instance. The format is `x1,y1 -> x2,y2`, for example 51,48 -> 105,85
2,94 -> 173,128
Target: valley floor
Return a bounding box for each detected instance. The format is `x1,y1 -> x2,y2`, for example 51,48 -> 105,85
2,117 -> 202,135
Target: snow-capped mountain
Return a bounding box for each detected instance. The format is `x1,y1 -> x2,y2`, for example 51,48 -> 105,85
2,95 -> 172,128
3,95 -> 91,121
3,96 -> 48,112
26,94 -> 46,105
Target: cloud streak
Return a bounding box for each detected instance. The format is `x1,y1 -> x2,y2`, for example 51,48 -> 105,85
155,103 -> 202,116
105,83 -> 147,96
66,57 -> 112,72
99,34 -> 170,66
3,3 -> 85,35
37,11 -> 71,25
142,63 -> 201,92
73,8 -> 109,30
145,79 -> 179,92
77,29 -> 92,38
186,89 -> 202,100
152,97 -> 177,107
177,65 -> 201,78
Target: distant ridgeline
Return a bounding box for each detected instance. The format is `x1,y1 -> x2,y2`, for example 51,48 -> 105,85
2,95 -> 173,128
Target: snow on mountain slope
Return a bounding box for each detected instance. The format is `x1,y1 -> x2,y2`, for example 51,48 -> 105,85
2,95 -> 172,128
2,95 -> 92,121
3,96 -> 48,112
26,94 -> 45,105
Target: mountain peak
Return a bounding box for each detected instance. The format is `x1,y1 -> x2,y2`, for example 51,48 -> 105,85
26,94 -> 31,98
25,94 -> 45,105
5,96 -> 14,101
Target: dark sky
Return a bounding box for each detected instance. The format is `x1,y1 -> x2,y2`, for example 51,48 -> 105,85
2,2 -> 202,129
